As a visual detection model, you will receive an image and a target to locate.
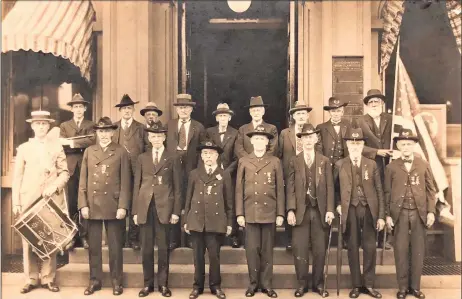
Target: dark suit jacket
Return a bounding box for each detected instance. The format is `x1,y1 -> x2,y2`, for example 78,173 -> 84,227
166,119 -> 206,174
278,125 -> 300,180
334,156 -> 385,233
184,166 -> 234,234
78,142 -> 131,220
60,119 -> 96,176
357,113 -> 392,162
234,121 -> 279,159
315,119 -> 350,163
206,125 -> 238,174
286,152 -> 334,227
235,153 -> 285,223
112,119 -> 146,174
384,157 -> 437,225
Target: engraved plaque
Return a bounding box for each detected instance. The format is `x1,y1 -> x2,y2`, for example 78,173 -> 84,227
332,57 -> 364,117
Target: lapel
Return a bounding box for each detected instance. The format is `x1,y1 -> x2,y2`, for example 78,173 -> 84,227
221,128 -> 232,147
187,120 -> 196,145
93,142 -> 117,165
379,113 -> 388,136
288,126 -> 296,150
69,119 -> 79,132
125,120 -> 139,140
198,165 -> 221,184
113,121 -> 121,143
209,127 -> 220,145
326,120 -> 337,139
297,154 -> 306,189
154,150 -> 169,174
343,158 -> 353,185
247,153 -> 270,172
315,152 -> 322,187
340,120 -> 348,138
361,158 -> 368,183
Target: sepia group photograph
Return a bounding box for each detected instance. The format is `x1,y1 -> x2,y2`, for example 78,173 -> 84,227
1,0 -> 461,298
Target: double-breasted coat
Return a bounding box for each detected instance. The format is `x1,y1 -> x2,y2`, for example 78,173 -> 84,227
132,149 -> 182,225
334,156 -> 385,233
206,125 -> 238,174
235,153 -> 285,223
78,142 -> 131,219
184,166 -> 234,234
315,119 -> 350,163
112,119 -> 146,174
286,152 -> 334,227
234,122 -> 279,159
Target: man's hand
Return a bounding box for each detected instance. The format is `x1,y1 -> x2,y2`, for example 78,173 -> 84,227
336,205 -> 342,216
81,207 -> 90,219
325,212 -> 335,226
276,216 -> 284,227
377,149 -> 392,157
226,226 -> 232,236
237,216 -> 246,227
42,185 -> 58,197
426,212 -> 435,228
13,205 -> 22,215
184,224 -> 190,235
386,216 -> 394,231
116,208 -> 126,220
133,215 -> 138,225
287,211 -> 296,226
170,214 -> 179,224
376,219 -> 385,231
59,138 -> 71,146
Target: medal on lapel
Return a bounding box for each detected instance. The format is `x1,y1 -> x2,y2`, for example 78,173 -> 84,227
158,176 -> 163,185
207,186 -> 212,195
267,172 -> 272,183
216,174 -> 222,181
101,164 -> 107,174
318,166 -> 322,175
415,175 -> 420,185
410,175 -> 415,185
364,169 -> 369,181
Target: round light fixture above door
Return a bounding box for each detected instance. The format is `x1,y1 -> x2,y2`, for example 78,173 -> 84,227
227,0 -> 251,13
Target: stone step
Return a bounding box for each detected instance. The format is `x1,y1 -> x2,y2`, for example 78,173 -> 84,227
69,246 -> 395,265
55,263 -> 461,289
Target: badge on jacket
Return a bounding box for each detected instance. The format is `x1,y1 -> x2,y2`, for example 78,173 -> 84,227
216,174 -> 222,180
158,176 -> 163,185
364,169 -> 369,181
101,164 -> 107,174
267,172 -> 272,183
207,186 -> 212,195
411,175 -> 420,185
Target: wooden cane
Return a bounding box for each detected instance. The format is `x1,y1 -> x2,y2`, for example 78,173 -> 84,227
322,224 -> 333,298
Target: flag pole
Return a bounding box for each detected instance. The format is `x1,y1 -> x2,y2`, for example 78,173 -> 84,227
389,37 -> 401,154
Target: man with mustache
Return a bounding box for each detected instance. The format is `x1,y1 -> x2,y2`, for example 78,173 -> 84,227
140,102 -> 163,152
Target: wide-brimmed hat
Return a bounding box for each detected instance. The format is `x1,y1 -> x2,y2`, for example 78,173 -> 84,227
246,125 -> 274,139
289,101 -> 312,114
197,140 -> 224,154
393,128 -> 419,142
343,128 -> 367,141
244,96 -> 268,109
296,123 -> 320,138
140,102 -> 163,116
67,93 -> 90,107
363,89 -> 386,104
93,117 -> 118,130
26,110 -> 55,123
115,94 -> 139,108
145,124 -> 167,134
323,97 -> 348,111
212,103 -> 234,116
173,94 -> 196,107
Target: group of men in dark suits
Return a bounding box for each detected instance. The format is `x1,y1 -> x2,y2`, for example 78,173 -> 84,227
53,90 -> 437,299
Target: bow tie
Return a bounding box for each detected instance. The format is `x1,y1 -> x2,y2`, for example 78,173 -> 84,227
332,122 -> 340,126
403,158 -> 413,164
219,132 -> 226,135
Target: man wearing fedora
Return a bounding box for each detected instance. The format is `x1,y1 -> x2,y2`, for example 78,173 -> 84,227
278,100 -> 312,251
60,93 -> 95,249
140,102 -> 163,152
384,129 -> 436,299
78,117 -> 130,296
286,123 -> 335,298
166,93 -> 206,249
357,89 -> 393,250
132,124 -> 182,298
334,128 -> 385,299
206,103 -> 240,248
184,140 -> 233,299
235,96 -> 278,159
112,94 -> 145,250
235,125 -> 285,298
13,110 -> 70,294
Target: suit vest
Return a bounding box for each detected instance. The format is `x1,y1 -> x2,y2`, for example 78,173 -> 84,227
402,172 -> 417,209
119,123 -> 133,152
332,128 -> 344,162
305,161 -> 317,207
350,162 -> 367,206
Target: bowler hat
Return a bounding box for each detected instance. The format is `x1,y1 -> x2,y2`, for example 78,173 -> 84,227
246,125 -> 274,139
197,140 -> 224,154
393,128 -> 419,142
363,89 -> 386,104
67,93 -> 90,106
145,124 -> 167,134
26,110 -> 55,123
296,123 -> 320,138
115,94 -> 139,108
289,101 -> 312,114
173,94 -> 196,107
140,102 -> 163,116
212,103 -> 234,116
343,128 -> 367,141
323,97 -> 347,111
93,117 -> 118,130
244,96 -> 268,108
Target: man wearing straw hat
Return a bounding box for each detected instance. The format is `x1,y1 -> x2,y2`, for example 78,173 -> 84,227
384,129 -> 436,299
234,96 -> 278,159
166,93 -> 206,249
60,93 -> 95,249
278,100 -> 312,251
140,102 -> 163,152
13,110 -> 70,294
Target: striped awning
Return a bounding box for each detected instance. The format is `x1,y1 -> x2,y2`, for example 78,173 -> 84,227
2,0 -> 96,82
446,0 -> 461,54
380,0 -> 405,75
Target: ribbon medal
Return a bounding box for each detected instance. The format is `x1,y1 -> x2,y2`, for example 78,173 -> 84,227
101,164 -> 107,174
207,186 -> 213,195
216,174 -> 222,181
267,172 -> 272,183
158,176 -> 163,185
364,169 -> 369,181
415,175 -> 420,185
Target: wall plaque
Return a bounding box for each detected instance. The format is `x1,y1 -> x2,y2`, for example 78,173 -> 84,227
332,57 -> 364,117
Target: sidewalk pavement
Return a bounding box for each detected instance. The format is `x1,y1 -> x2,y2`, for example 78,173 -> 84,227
2,287 -> 461,299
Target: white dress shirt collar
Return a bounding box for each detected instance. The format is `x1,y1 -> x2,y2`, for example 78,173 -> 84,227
205,164 -> 218,174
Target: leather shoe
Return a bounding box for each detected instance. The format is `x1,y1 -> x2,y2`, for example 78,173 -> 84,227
286,242 -> 292,251
245,288 -> 257,297
231,236 -> 241,248
313,287 -> 329,297
262,288 -> 278,298
168,242 -> 179,250
20,283 -> 37,294
349,288 -> 361,298
189,288 -> 203,299
138,286 -> 154,297
211,288 -> 226,299
81,238 -> 89,249
408,289 -> 425,299
159,286 -> 172,297
294,287 -> 308,297
84,282 -> 102,295
41,282 -> 60,292
113,285 -> 123,296
397,290 -> 407,299
378,241 -> 393,250
131,242 -> 141,251
362,287 -> 382,298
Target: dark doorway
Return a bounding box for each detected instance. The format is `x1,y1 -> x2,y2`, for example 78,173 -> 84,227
183,1 -> 289,131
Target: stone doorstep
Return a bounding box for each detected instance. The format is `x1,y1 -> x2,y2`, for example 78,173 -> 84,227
68,247 -> 396,265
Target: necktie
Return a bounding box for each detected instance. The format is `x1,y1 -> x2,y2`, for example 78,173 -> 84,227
178,120 -> 187,149
154,151 -> 159,165
403,158 -> 412,164
76,120 -> 81,129
306,154 -> 312,167
353,158 -> 359,168
208,168 -> 213,176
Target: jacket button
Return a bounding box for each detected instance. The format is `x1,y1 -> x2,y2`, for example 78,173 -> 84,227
216,212 -> 218,215
264,202 -> 267,205
195,211 -> 198,213
104,192 -> 107,194
105,182 -> 108,184
200,192 -> 203,195
216,203 -> 218,205
198,201 -> 200,203
152,184 -> 155,186
93,191 -> 96,193
93,182 -> 96,184
255,173 -> 258,175
255,202 -> 257,205
255,182 -> 258,184
264,192 -> 267,195
204,184 -> 206,186
214,192 -> 217,195
255,192 -> 258,195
